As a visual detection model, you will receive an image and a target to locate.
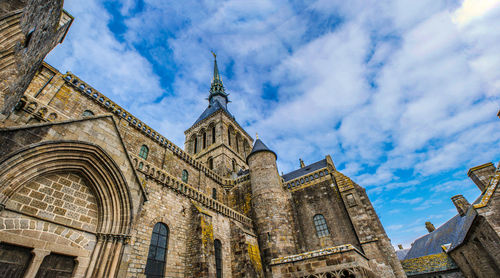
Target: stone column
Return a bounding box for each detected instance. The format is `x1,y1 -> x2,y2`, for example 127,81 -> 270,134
24,249 -> 50,278
85,233 -> 104,278
107,235 -> 125,277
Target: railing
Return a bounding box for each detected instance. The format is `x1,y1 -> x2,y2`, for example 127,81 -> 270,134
283,168 -> 330,190
131,154 -> 252,226
62,72 -> 231,186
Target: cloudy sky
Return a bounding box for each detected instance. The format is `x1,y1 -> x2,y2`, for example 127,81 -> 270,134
47,0 -> 500,247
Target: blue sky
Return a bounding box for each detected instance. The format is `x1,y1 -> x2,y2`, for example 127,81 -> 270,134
47,0 -> 500,248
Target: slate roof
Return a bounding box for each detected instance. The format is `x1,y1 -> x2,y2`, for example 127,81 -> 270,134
404,207 -> 477,260
193,99 -> 234,126
247,139 -> 276,162
282,159 -> 327,182
237,169 -> 249,176
396,249 -> 410,260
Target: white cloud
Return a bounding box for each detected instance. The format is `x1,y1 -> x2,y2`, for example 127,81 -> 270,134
46,0 -> 500,249
453,0 -> 500,27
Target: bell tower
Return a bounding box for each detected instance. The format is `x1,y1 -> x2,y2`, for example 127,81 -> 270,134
184,53 -> 253,178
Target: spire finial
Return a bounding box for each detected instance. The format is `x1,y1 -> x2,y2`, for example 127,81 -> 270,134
256,133 -> 259,140
212,51 -> 216,59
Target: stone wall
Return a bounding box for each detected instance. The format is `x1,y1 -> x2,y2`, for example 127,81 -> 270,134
0,0 -> 70,117
3,64 -> 228,202
6,173 -> 98,233
449,216 -> 500,277
334,172 -> 407,278
290,178 -> 361,253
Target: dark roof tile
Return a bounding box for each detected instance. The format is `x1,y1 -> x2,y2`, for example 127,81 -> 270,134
282,159 -> 327,182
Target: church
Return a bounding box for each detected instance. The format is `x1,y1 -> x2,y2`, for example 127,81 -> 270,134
0,2 -> 409,277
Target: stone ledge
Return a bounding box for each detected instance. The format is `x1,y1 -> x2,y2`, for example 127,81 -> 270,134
270,244 -> 367,265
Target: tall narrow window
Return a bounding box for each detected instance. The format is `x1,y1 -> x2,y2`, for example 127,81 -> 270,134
313,214 -> 330,237
203,132 -> 207,149
139,145 -> 149,160
227,128 -> 231,146
232,159 -> 236,172
214,239 -> 222,278
182,170 -> 189,183
194,137 -> 198,154
212,125 -> 216,144
208,157 -> 213,170
212,188 -> 217,200
145,223 -> 169,278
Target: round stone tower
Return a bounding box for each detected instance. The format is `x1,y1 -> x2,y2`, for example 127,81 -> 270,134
247,138 -> 296,274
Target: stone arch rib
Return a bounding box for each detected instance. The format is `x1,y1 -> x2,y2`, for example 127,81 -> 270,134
0,140 -> 133,235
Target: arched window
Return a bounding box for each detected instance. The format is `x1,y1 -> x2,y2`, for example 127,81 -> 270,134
212,188 -> 217,200
212,125 -> 216,144
202,131 -> 207,149
194,137 -> 198,154
82,110 -> 94,117
227,126 -> 233,146
139,145 -> 149,160
232,159 -> 236,172
313,214 -> 330,237
138,162 -> 144,170
208,157 -> 213,170
145,223 -> 169,278
182,170 -> 188,183
214,239 -> 222,278
235,134 -> 240,152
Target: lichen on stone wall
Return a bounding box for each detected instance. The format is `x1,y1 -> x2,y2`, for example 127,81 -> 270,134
201,215 -> 214,246
247,243 -> 263,274
243,192 -> 252,215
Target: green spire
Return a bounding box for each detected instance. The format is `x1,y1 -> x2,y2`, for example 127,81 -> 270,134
209,52 -> 228,104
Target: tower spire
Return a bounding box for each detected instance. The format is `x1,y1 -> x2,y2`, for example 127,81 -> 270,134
212,51 -> 221,83
209,51 -> 229,107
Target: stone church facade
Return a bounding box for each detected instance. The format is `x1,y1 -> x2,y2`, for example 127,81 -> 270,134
0,2 -> 408,278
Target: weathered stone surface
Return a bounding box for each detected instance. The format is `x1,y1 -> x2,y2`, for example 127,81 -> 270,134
0,0 -> 71,118
0,8 -> 414,277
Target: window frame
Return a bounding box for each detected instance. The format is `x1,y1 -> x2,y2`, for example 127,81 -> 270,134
139,145 -> 149,160
145,223 -> 169,278
182,170 -> 189,183
313,214 -> 330,237
214,239 -> 223,278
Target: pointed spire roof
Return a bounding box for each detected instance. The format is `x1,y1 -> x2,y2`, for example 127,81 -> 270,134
247,138 -> 277,163
209,52 -> 228,103
212,51 -> 221,83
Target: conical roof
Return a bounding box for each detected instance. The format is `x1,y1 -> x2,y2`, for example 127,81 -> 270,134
247,138 -> 277,163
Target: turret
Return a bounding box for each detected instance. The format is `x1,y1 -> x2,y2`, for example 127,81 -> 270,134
247,138 -> 296,274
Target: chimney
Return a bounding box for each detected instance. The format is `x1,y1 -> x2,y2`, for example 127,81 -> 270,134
467,162 -> 495,192
398,244 -> 403,250
299,158 -> 305,168
425,221 -> 435,233
451,195 -> 470,216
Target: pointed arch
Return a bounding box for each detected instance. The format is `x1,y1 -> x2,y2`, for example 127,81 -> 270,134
0,141 -> 135,277
0,141 -> 134,234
